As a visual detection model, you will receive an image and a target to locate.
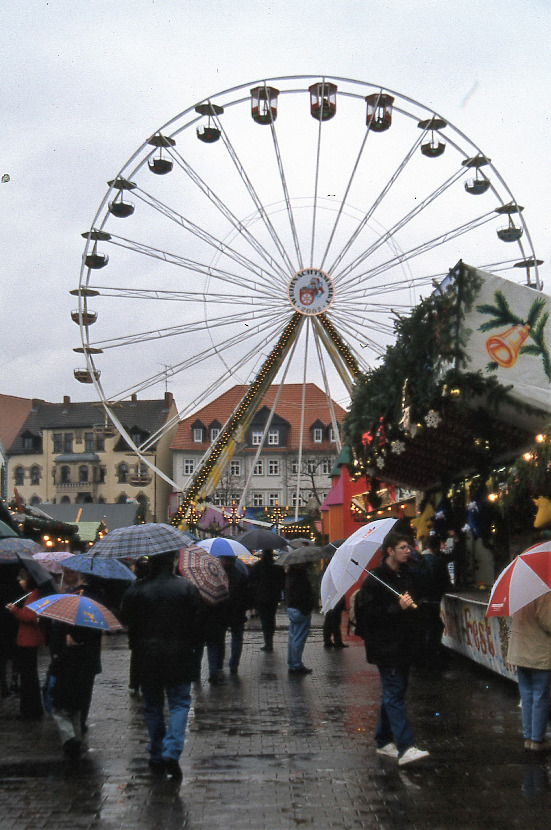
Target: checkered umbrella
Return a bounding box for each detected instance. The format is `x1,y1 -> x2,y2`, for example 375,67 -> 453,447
85,523 -> 194,559
28,593 -> 122,631
178,545 -> 229,605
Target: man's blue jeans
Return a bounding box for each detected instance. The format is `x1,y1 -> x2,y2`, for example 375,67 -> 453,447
287,608 -> 311,670
516,666 -> 551,743
141,680 -> 192,762
376,665 -> 415,753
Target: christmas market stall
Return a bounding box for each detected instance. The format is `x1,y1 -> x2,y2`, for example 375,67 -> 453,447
339,261 -> 551,678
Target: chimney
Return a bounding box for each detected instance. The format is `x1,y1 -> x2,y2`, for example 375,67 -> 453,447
63,395 -> 71,407
164,391 -> 174,406
131,393 -> 137,403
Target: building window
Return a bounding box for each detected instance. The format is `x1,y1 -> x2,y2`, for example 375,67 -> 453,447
14,466 -> 24,486
60,466 -> 71,484
251,430 -> 262,446
183,459 -> 195,475
307,458 -> 317,474
79,465 -> 89,483
130,430 -> 142,447
63,433 -> 73,454
96,434 -> 105,452
117,494 -> 128,504
268,459 -> 279,476
291,459 -> 298,474
313,427 -> 323,443
23,435 -> 34,450
268,429 -> 279,446
138,463 -> 148,479
60,495 -> 71,504
84,432 -> 94,452
291,493 -> 305,507
329,427 -> 337,443
253,460 -> 264,476
211,492 -> 222,505
94,467 -> 106,484
230,460 -> 241,476
118,462 -> 129,484
320,459 -> 330,474
210,428 -> 220,442
30,496 -> 41,506
30,466 -> 40,485
193,428 -> 203,443
252,493 -> 264,507
268,492 -> 280,506
53,433 -> 62,453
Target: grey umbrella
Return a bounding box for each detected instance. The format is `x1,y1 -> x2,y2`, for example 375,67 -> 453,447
275,545 -> 328,566
85,523 -> 195,559
238,528 -> 288,551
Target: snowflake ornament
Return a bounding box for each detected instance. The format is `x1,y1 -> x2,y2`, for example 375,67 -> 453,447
391,440 -> 406,455
376,456 -> 386,470
424,410 -> 442,429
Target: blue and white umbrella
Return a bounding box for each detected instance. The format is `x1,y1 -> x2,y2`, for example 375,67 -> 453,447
197,537 -> 250,559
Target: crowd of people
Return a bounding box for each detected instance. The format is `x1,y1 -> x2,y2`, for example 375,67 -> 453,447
2,528 -> 550,778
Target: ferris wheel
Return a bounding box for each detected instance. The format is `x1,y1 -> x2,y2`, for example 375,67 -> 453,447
73,75 -> 541,518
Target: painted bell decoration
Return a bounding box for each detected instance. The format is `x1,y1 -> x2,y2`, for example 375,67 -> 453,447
485,324 -> 529,368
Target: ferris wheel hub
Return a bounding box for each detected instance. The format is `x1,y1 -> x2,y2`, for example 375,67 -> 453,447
287,268 -> 335,316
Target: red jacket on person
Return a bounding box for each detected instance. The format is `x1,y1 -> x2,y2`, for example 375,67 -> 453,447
10,589 -> 46,648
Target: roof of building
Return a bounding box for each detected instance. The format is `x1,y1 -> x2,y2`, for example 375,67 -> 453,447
40,502 -> 139,531
0,394 -> 33,451
7,393 -> 175,454
171,383 -> 347,453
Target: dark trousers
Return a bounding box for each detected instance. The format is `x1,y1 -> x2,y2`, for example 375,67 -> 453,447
323,607 -> 344,645
15,646 -> 43,719
257,602 -> 278,648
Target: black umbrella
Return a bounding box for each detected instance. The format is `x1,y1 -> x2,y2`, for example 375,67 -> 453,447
238,528 -> 289,551
275,546 -> 327,566
322,539 -> 346,556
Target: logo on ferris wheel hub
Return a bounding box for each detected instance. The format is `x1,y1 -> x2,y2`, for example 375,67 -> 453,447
288,268 -> 334,316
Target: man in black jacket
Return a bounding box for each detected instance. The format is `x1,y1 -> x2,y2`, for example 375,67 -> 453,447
121,551 -> 202,779
285,563 -> 315,674
355,531 -> 430,766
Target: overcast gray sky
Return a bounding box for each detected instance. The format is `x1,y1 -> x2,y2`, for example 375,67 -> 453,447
1,0 -> 550,411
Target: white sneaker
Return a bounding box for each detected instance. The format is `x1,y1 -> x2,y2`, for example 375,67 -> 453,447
376,742 -> 399,758
398,746 -> 430,766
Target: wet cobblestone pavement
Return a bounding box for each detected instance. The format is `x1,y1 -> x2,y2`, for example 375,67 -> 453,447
1,614 -> 551,829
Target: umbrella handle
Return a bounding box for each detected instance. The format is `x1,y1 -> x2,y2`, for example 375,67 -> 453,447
399,594 -> 418,610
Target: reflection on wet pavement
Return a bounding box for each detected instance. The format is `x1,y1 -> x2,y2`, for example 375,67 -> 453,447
1,618 -> 551,828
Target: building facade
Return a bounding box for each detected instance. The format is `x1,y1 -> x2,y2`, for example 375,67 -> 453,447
7,393 -> 177,522
170,383 -> 346,513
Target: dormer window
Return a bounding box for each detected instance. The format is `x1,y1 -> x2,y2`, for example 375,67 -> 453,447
193,427 -> 203,443
313,427 -> 323,443
210,427 -> 220,442
268,429 -> 279,446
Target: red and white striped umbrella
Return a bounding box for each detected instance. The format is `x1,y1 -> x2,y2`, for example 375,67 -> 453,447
486,542 -> 551,617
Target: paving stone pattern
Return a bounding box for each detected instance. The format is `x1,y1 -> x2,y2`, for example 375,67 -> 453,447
1,613 -> 550,829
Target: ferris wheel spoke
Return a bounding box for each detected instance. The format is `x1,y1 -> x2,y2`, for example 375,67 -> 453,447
311,323 -> 342,451
212,113 -> 296,278
131,187 -> 284,290
309,108 -> 324,269
338,273 -> 436,303
105,233 -> 282,297
332,307 -> 396,338
87,307 -> 281,351
335,167 -> 466,288
267,110 -> 304,270
107,314 -> 287,403
342,211 -> 497,291
167,145 -> 290,281
327,313 -> 387,358
90,285 -> 279,304
327,131 -> 425,276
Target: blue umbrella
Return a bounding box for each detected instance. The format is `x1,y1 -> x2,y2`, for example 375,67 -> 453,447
28,593 -> 122,631
63,553 -> 136,581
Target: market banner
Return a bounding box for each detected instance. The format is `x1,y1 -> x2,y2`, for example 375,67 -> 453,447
461,267 -> 551,413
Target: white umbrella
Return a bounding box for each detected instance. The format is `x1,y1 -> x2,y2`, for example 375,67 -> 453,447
321,517 -> 397,613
